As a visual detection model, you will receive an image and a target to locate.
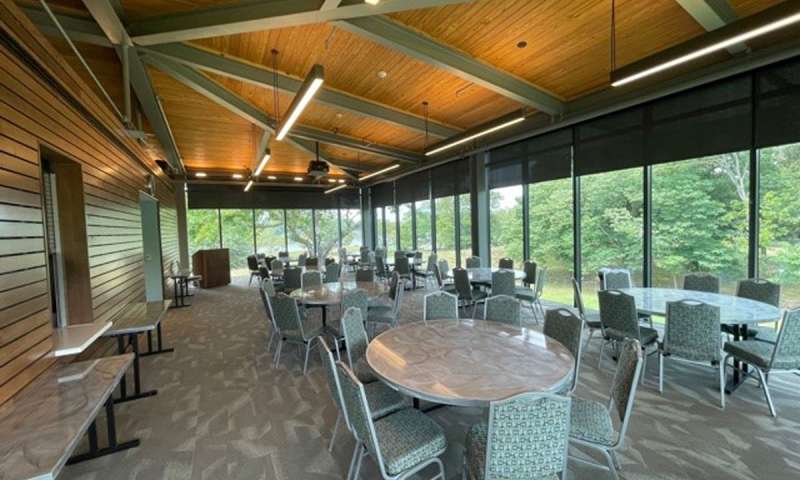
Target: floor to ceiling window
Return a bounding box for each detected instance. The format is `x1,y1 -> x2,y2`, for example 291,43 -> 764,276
315,209 -> 339,259
459,193 -> 471,266
489,185 -> 524,268
220,209 -> 255,275
399,203 -> 413,251
373,207 -> 385,250
341,209 -> 363,252
529,178 -> 573,304
286,209 -> 314,259
415,199 -> 432,253
187,209 -> 220,253
580,167 -> 644,308
759,143 -> 800,307
255,209 -> 285,255
652,152 -> 749,294
386,206 -> 397,255
434,196 -> 456,267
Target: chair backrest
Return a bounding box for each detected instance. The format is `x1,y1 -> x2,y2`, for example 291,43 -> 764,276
283,267 -> 302,290
259,265 -> 269,278
305,257 -> 319,268
355,268 -> 375,283
572,278 -> 587,319
247,255 -> 259,271
388,271 -> 399,300
736,278 -> 781,307
491,270 -> 516,296
270,258 -> 284,275
360,250 -> 370,263
298,253 -> 307,267
771,308 -> 800,370
342,289 -> 369,328
261,276 -> 276,297
391,278 -> 405,317
278,251 -> 288,259
523,260 -> 537,285
324,263 -> 341,283
534,267 -> 547,298
484,295 -> 520,327
270,294 -> 303,336
325,257 -> 336,266
683,273 -> 720,293
484,393 -> 571,480
544,308 -> 584,393
453,267 -> 473,299
341,307 -> 369,370
258,281 -> 275,324
414,251 -> 423,263
598,290 -> 641,341
423,291 -> 458,322
466,256 -> 481,268
395,256 -> 411,275
600,268 -> 632,290
376,256 -> 386,276
664,300 -> 721,362
375,247 -> 385,259
608,339 -> 643,447
318,337 -> 347,426
301,270 -> 322,289
394,250 -> 406,261
438,259 -> 450,279
498,257 -> 514,269
426,253 -> 437,273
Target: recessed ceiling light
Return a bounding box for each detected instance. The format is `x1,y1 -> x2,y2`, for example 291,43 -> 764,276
517,41 -> 528,49
365,0 -> 380,5
267,175 -> 277,180
336,113 -> 343,119
195,172 -> 207,178
328,178 -> 337,183
294,176 -> 304,182
377,70 -> 387,79
232,173 -> 243,179
337,179 -> 345,184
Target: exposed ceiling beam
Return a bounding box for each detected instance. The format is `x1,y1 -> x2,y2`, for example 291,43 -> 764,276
320,0 -> 343,10
128,0 -> 474,46
72,0 -> 184,173
141,53 -> 392,177
254,130 -> 272,172
141,52 -> 421,165
21,6 -> 111,47
143,43 -> 460,138
335,16 -> 565,115
675,0 -> 746,54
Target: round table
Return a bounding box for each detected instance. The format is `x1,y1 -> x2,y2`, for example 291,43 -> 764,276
290,281 -> 388,326
466,268 -> 525,285
366,319 -> 574,407
619,287 -> 780,325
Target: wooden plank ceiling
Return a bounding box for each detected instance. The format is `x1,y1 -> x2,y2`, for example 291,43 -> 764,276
16,0 -> 787,180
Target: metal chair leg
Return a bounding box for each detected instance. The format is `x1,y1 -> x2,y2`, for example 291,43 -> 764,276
353,444 -> 365,479
346,443 -> 360,480
273,341 -> 283,368
328,413 -> 340,453
610,450 -> 622,470
303,343 -> 311,375
601,449 -> 620,480
598,341 -> 607,369
718,361 -> 726,410
658,351 -> 664,393
755,368 -> 777,417
640,350 -> 648,385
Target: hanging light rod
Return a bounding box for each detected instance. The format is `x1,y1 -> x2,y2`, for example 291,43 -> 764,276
359,163 -> 400,181
276,64 -> 324,141
324,184 -> 349,194
611,1 -> 800,87
254,149 -> 271,176
425,112 -> 526,156
244,179 -> 254,192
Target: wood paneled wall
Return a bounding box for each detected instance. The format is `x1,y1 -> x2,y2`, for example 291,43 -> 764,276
0,0 -> 178,405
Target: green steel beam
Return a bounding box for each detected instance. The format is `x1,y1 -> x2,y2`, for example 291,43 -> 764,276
675,0 -> 746,54
129,0 -> 473,46
21,6 -> 111,47
143,43 -> 460,138
335,16 -> 565,115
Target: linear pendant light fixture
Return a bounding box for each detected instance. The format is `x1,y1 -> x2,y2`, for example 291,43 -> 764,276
275,64 -> 324,141
324,184 -> 349,194
254,149 -> 271,176
244,179 -> 254,192
425,112 -> 526,156
359,164 -> 401,181
611,1 -> 800,87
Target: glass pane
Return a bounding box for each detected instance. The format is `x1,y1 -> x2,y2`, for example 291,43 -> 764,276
386,206 -> 397,255
286,209 -> 314,259
399,203 -> 413,251
373,208 -> 385,248
220,209 -> 255,276
759,143 -> 800,308
489,185 -> 524,268
580,168 -> 644,309
415,200 -> 432,252
459,193 -> 471,266
341,209 -> 363,252
435,196 -> 456,267
529,178 -> 573,304
255,209 -> 285,255
187,209 -> 220,253
315,210 -> 339,259
653,152 -> 749,294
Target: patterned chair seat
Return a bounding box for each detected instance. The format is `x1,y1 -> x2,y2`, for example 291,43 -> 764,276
368,298 -> 392,309
354,356 -> 378,383
583,310 -> 602,329
724,340 -> 800,370
750,325 -> 778,343
514,286 -> 535,301
373,408 -> 447,476
368,302 -> 393,313
569,397 -> 619,447
367,310 -> 395,325
464,422 -> 560,480
365,381 -> 408,419
606,326 -> 659,347
282,317 -> 323,342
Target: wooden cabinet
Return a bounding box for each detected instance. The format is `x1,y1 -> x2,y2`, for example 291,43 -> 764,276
192,249 -> 231,288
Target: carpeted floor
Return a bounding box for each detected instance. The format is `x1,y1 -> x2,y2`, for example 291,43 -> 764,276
60,275 -> 800,480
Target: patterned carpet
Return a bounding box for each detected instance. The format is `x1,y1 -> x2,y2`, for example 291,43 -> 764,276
60,275 -> 800,480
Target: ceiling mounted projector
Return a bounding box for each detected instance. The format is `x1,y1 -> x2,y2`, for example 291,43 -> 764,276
307,160 -> 329,179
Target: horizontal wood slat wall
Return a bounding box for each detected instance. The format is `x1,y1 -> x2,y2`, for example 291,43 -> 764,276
0,1 -> 178,405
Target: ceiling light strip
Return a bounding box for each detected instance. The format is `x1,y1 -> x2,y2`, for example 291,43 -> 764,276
359,164 -> 400,181
276,65 -> 324,141
324,184 -> 349,194
425,116 -> 525,156
254,149 -> 271,176
244,179 -> 254,192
